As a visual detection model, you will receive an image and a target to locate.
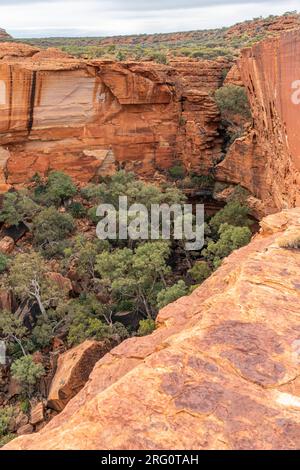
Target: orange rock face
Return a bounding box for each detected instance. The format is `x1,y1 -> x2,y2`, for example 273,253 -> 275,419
0,29 -> 12,40
47,340 -> 111,412
217,30 -> 300,212
4,208 -> 300,450
0,46 -> 227,187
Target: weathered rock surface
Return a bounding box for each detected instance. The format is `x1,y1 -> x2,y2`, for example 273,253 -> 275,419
30,402 -> 44,426
0,29 -> 11,40
217,30 -> 300,212
0,45 -> 227,186
5,208 -> 300,450
47,340 -> 111,411
0,236 -> 14,254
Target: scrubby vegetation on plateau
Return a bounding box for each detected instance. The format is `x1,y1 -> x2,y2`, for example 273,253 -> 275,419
11,13 -> 299,64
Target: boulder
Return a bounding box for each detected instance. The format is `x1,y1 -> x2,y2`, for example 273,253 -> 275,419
30,403 -> 44,426
46,272 -> 73,294
16,424 -> 33,436
0,236 -> 14,254
47,340 -> 110,412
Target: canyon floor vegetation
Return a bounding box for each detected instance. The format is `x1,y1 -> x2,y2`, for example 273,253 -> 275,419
0,170 -> 253,444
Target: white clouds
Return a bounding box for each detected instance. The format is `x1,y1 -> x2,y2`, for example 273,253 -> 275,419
1,0 -> 299,37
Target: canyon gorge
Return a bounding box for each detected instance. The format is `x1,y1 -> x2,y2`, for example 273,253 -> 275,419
0,25 -> 299,215
1,18 -> 300,450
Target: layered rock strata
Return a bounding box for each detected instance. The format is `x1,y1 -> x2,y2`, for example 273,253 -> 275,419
0,44 -> 226,190
217,30 -> 300,212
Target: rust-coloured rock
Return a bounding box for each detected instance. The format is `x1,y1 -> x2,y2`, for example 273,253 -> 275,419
0,29 -> 12,40
0,236 -> 14,254
30,402 -> 44,426
47,340 -> 111,412
46,272 -> 72,294
217,30 -> 300,213
0,45 -> 226,186
4,208 -> 300,450
16,424 -> 33,436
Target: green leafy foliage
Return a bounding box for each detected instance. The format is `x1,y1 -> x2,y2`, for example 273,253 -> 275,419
63,298 -> 129,346
32,207 -> 75,256
37,171 -> 77,206
188,261 -> 212,284
96,241 -> 171,318
67,201 -> 87,219
215,85 -> 251,120
0,191 -> 40,227
156,280 -> 188,309
11,356 -> 45,396
0,407 -> 14,437
0,253 -> 8,273
168,164 -> 186,180
209,201 -> 252,234
137,319 -> 156,336
8,252 -> 67,318
203,223 -> 252,268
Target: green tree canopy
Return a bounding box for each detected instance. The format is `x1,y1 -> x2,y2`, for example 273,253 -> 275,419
96,241 -> 171,318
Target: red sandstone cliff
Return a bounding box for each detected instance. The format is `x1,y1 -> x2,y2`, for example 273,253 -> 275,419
0,44 -> 226,190
1,29 -> 300,214
0,28 -> 11,40
217,29 -> 300,213
4,208 -> 300,450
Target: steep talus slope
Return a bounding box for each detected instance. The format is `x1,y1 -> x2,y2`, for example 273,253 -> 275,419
4,208 -> 300,450
217,29 -> 300,212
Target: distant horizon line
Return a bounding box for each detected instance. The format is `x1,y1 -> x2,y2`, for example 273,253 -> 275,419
7,11 -> 299,39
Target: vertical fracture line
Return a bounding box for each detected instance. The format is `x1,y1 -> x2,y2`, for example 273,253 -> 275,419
28,70 -> 37,133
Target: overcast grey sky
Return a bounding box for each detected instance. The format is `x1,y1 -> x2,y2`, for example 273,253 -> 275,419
0,0 -> 298,38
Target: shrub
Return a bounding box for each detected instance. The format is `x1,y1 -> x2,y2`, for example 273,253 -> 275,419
215,84 -> 251,119
19,399 -> 30,415
87,206 -> 99,224
278,235 -> 300,250
0,253 -> 8,273
209,201 -> 252,234
41,171 -> 77,206
0,407 -> 14,438
68,313 -> 129,346
32,207 -> 75,253
67,201 -> 86,219
137,319 -> 156,337
0,433 -> 16,447
157,280 -> 188,309
188,261 -> 212,283
11,356 -> 45,396
168,164 -> 186,180
96,241 -> 171,319
151,52 -> 168,64
0,191 -> 40,228
203,223 -> 252,266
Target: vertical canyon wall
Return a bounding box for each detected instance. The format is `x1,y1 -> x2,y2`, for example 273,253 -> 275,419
0,44 -> 227,191
0,31 -> 300,215
217,30 -> 300,212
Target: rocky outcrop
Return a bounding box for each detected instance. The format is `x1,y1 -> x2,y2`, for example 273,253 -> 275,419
217,29 -> 300,213
4,208 -> 300,450
47,340 -> 111,411
0,45 -> 226,187
0,29 -> 11,40
0,236 -> 14,254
